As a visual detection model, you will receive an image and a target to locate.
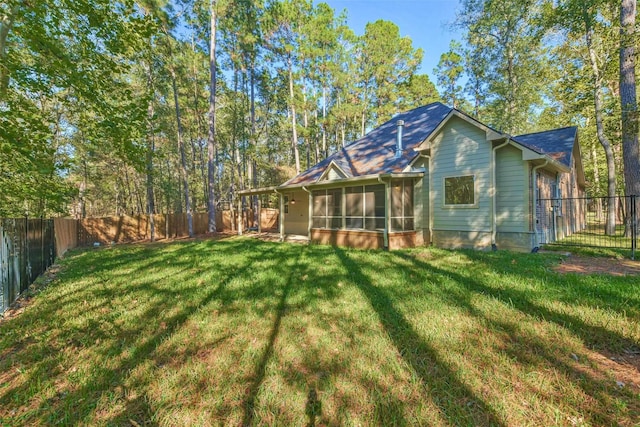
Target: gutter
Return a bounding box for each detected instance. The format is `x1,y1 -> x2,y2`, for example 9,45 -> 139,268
531,160 -> 549,252
280,172 -> 424,192
491,138 -> 511,249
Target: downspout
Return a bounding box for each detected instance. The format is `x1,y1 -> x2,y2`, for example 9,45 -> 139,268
378,176 -> 390,249
491,138 -> 511,250
275,189 -> 285,242
531,160 -> 549,252
302,186 -> 312,241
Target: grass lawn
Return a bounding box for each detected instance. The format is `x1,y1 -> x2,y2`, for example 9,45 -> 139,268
1,237 -> 639,426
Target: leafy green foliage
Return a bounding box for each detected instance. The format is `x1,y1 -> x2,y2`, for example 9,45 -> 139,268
434,40 -> 465,110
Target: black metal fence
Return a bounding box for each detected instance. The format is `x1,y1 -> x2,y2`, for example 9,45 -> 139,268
538,195 -> 638,259
1,218 -> 56,314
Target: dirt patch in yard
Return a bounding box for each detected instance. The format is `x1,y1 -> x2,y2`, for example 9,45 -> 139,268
586,348 -> 640,417
553,255 -> 640,276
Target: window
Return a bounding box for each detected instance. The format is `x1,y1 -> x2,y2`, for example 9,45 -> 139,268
390,180 -> 414,231
284,196 -> 289,214
345,186 -> 363,229
444,175 -> 475,206
344,184 -> 385,230
312,189 -> 342,229
365,185 -> 386,230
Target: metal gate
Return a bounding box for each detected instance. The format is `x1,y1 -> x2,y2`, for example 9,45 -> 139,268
538,195 -> 638,259
1,218 -> 56,314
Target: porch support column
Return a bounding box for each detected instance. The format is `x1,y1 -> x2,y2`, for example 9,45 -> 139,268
257,197 -> 262,234
278,191 -> 285,242
302,186 -> 312,240
380,176 -> 390,250
237,198 -> 243,236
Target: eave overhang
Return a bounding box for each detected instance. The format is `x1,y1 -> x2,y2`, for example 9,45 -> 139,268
277,172 -> 425,191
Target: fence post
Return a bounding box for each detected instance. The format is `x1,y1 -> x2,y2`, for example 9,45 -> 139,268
632,195 -> 637,261
24,215 -> 29,288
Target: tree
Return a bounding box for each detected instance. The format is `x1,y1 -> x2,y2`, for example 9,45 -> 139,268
356,20 -> 423,132
584,2 -> 617,234
207,0 -> 218,233
263,0 -> 311,175
456,0 -> 548,133
402,74 -> 440,108
0,0 -> 153,217
434,41 -> 464,109
164,32 -> 194,237
619,0 -> 639,212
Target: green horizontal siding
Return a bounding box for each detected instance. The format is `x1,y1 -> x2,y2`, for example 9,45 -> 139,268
496,145 -> 528,233
431,117 -> 491,232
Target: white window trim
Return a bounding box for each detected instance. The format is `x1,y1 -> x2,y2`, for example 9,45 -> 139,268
442,174 -> 478,208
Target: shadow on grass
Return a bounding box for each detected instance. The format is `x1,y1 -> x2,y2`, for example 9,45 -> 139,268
0,238 -> 309,425
334,247 -> 505,426
241,246 -> 303,426
392,250 -> 638,425
4,238 -> 636,425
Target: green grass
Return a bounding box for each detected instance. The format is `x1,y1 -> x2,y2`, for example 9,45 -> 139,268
1,237 -> 638,426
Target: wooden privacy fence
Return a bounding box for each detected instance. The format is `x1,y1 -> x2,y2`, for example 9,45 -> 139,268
2,210 -> 278,313
1,218 -> 55,314
56,209 -> 279,251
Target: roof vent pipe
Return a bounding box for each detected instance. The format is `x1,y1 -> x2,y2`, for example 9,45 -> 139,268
395,120 -> 405,158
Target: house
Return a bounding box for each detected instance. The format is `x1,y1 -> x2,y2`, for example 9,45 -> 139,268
240,102 -> 586,251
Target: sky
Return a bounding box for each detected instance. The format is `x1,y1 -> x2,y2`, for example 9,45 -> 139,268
319,0 -> 464,89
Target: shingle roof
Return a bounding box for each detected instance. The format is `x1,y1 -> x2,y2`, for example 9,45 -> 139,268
281,104 -> 579,187
513,127 -> 578,168
283,102 -> 452,186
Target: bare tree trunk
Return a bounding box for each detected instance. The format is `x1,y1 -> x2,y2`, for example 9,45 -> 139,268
146,127 -> 156,240
288,56 -> 301,175
303,87 -> 311,169
620,0 -> 640,236
584,8 -> 617,235
123,164 -> 135,215
79,157 -> 87,219
250,68 -> 258,225
313,108 -> 320,164
144,57 -> 157,240
505,43 -> 518,133
133,168 -> 144,215
189,36 -> 207,211
0,5 -> 17,97
169,53 -> 194,237
322,86 -> 327,158
207,0 -> 218,233
590,138 -> 603,220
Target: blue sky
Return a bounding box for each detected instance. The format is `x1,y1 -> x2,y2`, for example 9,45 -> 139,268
319,0 -> 463,89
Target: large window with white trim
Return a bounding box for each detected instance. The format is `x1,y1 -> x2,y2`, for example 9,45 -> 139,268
345,184 -> 385,230
312,189 -> 341,229
390,180 -> 414,231
444,175 -> 475,206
